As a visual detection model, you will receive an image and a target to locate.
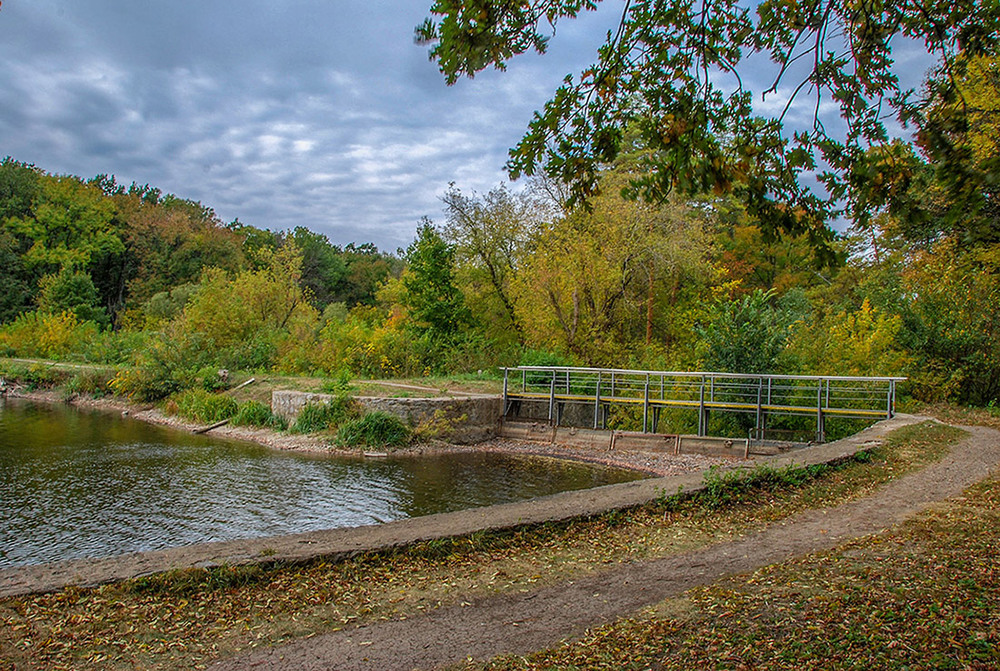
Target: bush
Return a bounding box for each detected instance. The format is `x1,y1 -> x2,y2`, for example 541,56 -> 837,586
0,361 -> 71,389
65,368 -> 115,397
232,400 -> 287,430
173,389 -> 239,424
0,311 -> 99,360
108,331 -> 216,401
291,394 -> 359,434
337,411 -> 411,448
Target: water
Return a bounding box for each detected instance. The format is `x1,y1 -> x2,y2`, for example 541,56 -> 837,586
0,398 -> 643,568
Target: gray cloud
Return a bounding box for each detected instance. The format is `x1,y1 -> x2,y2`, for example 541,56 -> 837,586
0,1 -> 937,250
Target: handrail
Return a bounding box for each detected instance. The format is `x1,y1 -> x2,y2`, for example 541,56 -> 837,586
508,366 -> 907,383
500,366 -> 906,443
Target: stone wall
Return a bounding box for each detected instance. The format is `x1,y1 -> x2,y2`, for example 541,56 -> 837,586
271,391 -> 502,444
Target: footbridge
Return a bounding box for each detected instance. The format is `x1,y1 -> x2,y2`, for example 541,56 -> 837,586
501,367 -> 905,443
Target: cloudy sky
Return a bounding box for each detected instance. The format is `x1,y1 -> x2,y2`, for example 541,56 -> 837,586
0,0 -> 625,251
1,1 -> 937,251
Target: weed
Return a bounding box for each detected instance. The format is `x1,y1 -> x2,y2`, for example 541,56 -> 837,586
414,409 -> 467,441
232,400 -> 287,430
319,370 -> 354,394
64,368 -> 115,397
173,389 -> 239,424
337,411 -> 411,448
0,361 -> 70,389
291,393 -> 359,434
124,564 -> 268,597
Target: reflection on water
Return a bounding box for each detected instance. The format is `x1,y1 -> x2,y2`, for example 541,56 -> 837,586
0,398 -> 643,567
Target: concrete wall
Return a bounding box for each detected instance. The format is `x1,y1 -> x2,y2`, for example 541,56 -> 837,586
271,391 -> 502,444
498,420 -> 751,459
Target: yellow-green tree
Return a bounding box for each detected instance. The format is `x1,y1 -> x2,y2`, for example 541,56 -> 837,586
179,243 -> 318,368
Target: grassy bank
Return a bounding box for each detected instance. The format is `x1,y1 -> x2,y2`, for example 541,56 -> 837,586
0,421 -> 966,670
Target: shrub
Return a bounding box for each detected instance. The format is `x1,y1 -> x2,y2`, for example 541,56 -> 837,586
0,361 -> 70,389
232,400 -> 288,430
0,310 -> 99,360
291,394 -> 359,434
337,411 -> 411,448
173,389 -> 238,424
108,331 -> 216,401
65,368 -> 115,397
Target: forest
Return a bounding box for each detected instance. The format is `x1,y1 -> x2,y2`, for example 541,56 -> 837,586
0,133 -> 995,412
1,45 -> 998,410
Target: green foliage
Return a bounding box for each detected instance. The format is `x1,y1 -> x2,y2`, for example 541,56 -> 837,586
124,565 -> 269,597
336,411 -> 411,448
696,289 -> 796,374
108,331 -> 217,401
402,220 -> 471,338
65,368 -> 115,397
419,0 -> 1000,261
694,462 -> 831,510
784,299 -> 911,377
37,268 -> 109,328
319,370 -> 354,394
172,389 -> 239,424
0,361 -> 71,389
0,310 -> 100,360
232,400 -> 288,430
291,394 -> 360,434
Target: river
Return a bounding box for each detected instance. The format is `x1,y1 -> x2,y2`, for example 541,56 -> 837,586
0,397 -> 643,567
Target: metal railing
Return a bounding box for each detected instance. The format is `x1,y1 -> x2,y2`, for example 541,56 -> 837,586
501,366 -> 906,443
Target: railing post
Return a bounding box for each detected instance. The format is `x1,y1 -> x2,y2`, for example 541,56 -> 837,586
755,378 -> 763,440
888,379 -> 896,418
548,372 -> 556,422
502,368 -> 509,418
643,381 -> 650,433
594,373 -> 602,430
816,381 -> 825,443
521,368 -> 526,392
698,377 -> 707,437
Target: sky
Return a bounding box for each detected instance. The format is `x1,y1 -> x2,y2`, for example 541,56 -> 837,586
0,1 -> 937,252
0,0 -> 621,251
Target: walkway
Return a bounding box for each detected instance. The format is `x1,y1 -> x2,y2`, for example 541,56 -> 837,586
208,418 -> 1000,670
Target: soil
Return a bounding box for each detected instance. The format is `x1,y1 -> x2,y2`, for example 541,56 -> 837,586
207,421 -> 1000,671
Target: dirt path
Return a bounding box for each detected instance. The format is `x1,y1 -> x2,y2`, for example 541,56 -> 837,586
210,423 -> 1000,671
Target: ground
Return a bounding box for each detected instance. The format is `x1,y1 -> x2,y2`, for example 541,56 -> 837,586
2,381 -> 998,670
204,422 -> 1000,671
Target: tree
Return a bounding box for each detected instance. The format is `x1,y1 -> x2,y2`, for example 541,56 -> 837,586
334,242 -> 401,307
441,182 -> 549,341
3,174 -> 122,273
858,53 -> 1000,247
285,226 -> 347,310
402,220 -> 471,338
695,289 -> 797,374
418,1 -> 1000,259
36,267 -> 109,328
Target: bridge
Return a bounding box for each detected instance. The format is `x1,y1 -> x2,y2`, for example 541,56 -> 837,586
501,366 -> 905,443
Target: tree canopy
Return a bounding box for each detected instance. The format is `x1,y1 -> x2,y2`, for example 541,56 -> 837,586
418,0 -> 1000,259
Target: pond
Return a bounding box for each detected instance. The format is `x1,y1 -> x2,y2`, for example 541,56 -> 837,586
0,398 -> 644,568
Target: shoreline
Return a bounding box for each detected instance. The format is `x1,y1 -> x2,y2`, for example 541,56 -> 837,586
5,388 -> 734,477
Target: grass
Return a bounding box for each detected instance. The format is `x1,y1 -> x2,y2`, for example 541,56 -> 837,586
0,421 -> 966,670
290,394 -> 359,434
336,411 -> 411,448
